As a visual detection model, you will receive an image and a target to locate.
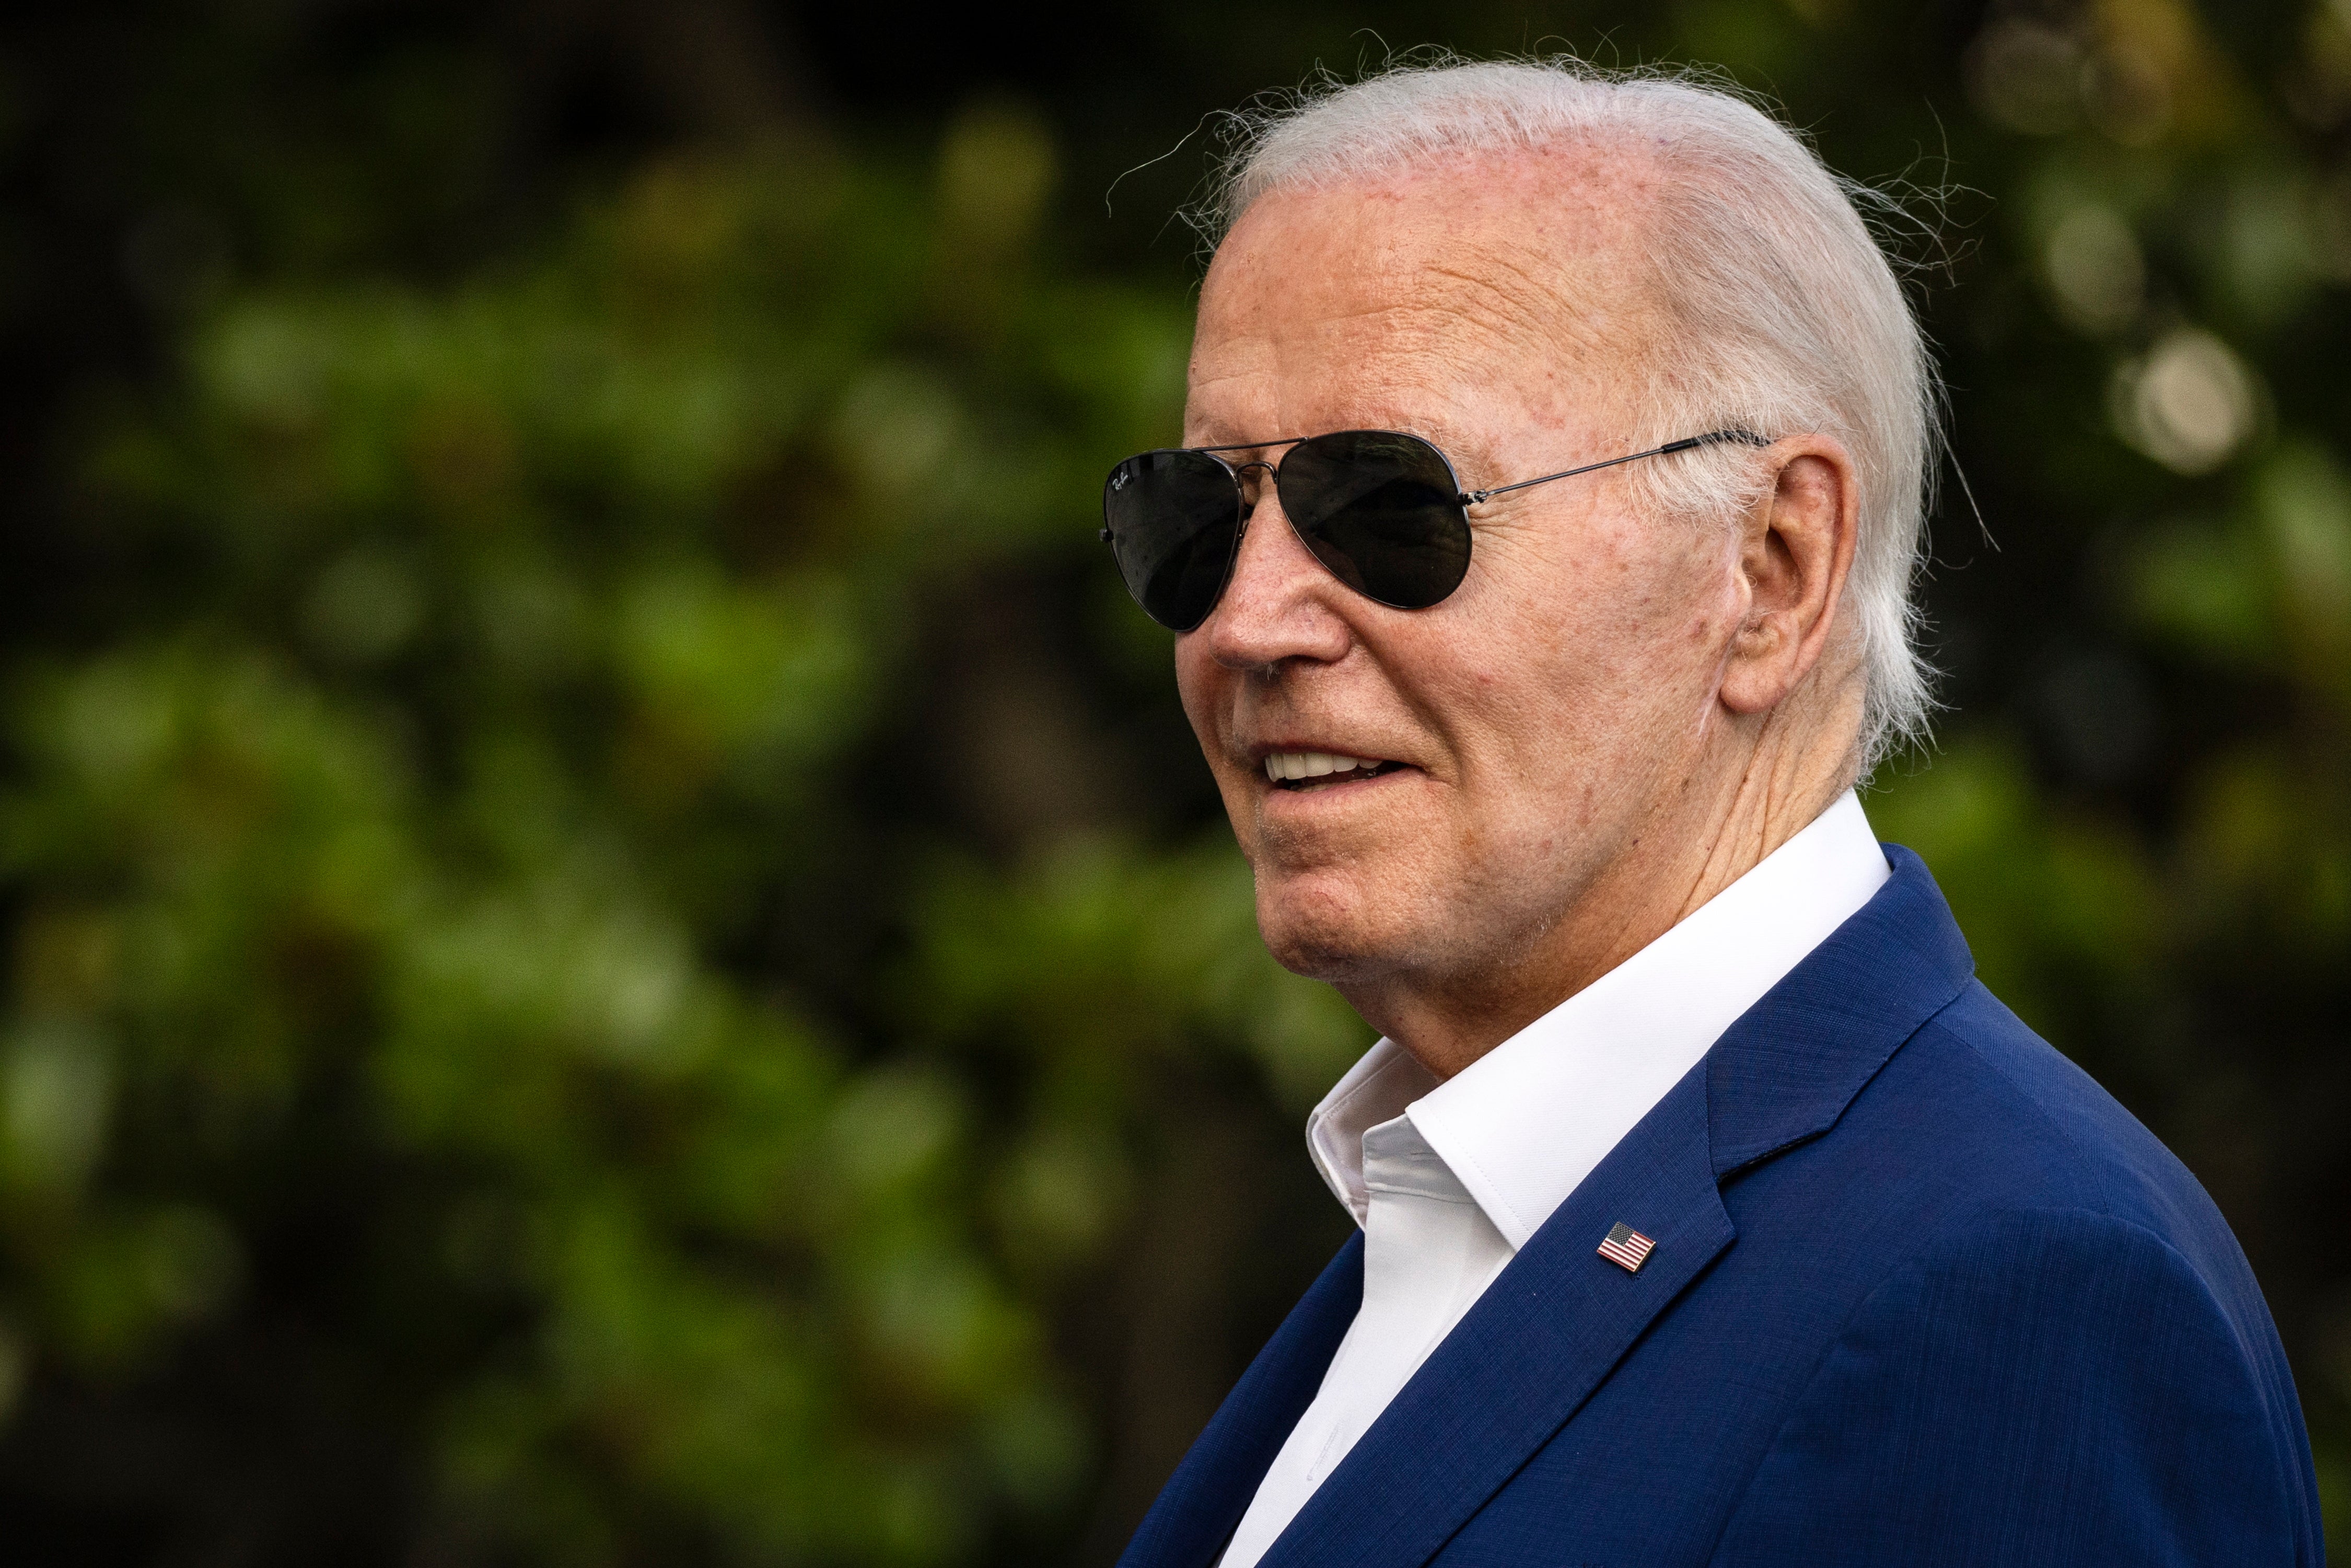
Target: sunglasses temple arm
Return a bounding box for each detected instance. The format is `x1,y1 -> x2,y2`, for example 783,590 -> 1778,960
1459,428 -> 1770,507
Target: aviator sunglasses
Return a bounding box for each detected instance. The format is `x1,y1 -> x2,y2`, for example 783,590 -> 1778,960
1100,427 -> 1768,632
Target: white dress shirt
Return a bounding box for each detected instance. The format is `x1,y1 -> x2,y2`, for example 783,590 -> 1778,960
1217,792 -> 1891,1568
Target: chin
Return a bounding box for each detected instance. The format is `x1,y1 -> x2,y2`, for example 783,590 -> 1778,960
1250,868 -> 1410,985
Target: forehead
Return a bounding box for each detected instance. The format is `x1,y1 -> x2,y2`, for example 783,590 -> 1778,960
1187,143 -> 1661,448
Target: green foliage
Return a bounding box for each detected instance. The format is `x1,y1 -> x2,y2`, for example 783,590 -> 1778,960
0,130 -> 1352,1562
1,1 -> 2348,1560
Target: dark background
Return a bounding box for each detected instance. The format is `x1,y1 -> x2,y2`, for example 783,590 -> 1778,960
0,1 -> 2342,1562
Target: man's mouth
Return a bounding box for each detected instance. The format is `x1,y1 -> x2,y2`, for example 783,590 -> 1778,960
1261,751 -> 1404,791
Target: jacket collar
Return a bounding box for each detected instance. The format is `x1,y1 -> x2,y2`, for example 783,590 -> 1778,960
1303,792 -> 1891,1244
1707,844 -> 1978,1176
1120,843 -> 1976,1568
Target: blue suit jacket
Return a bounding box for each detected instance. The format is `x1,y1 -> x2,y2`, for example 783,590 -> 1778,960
1119,847 -> 2324,1567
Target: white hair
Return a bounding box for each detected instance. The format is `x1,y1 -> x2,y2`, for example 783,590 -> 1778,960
1194,56 -> 1940,768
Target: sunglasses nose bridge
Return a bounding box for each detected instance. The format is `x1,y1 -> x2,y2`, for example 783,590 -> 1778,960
1228,458 -> 1277,517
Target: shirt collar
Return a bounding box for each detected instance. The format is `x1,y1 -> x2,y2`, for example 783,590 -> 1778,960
1304,791 -> 1892,1245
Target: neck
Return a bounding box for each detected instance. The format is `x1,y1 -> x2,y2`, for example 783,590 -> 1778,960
1347,692 -> 1863,1080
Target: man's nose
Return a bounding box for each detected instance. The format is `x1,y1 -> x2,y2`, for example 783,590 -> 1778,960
1196,480 -> 1353,671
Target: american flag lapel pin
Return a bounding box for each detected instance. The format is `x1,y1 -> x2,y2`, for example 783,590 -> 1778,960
1598,1222 -> 1656,1274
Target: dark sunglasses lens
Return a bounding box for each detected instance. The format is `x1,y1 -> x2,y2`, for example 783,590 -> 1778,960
1103,450 -> 1243,631
1276,432 -> 1470,609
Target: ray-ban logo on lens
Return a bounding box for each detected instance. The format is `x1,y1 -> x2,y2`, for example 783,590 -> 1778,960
1112,472 -> 1129,490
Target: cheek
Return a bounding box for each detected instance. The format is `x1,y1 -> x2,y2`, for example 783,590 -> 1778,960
1586,521 -> 1737,671
1172,636 -> 1219,734
1492,536 -> 1660,691
1467,531 -> 1728,756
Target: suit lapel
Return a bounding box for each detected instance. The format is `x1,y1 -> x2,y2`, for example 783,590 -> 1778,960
1259,1060 -> 1731,1568
1707,845 -> 1975,1176
1250,844 -> 1978,1568
1116,1232 -> 1365,1568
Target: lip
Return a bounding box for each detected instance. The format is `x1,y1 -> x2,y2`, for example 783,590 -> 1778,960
1264,765 -> 1412,794
1246,741 -> 1422,796
1247,740 -> 1403,766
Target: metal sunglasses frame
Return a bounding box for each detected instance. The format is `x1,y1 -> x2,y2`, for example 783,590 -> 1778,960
1099,426 -> 1770,548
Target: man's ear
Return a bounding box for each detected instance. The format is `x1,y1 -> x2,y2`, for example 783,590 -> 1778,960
1718,439 -> 1860,716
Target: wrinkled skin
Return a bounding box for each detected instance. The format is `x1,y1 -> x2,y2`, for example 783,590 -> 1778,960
1175,142 -> 1867,1078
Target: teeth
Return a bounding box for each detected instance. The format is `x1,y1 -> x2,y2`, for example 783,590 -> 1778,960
1264,751 -> 1377,783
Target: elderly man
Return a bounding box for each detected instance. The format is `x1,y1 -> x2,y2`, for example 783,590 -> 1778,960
1096,60 -> 2321,1568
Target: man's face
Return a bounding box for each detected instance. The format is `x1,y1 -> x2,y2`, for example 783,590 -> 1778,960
1176,151 -> 1757,1019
